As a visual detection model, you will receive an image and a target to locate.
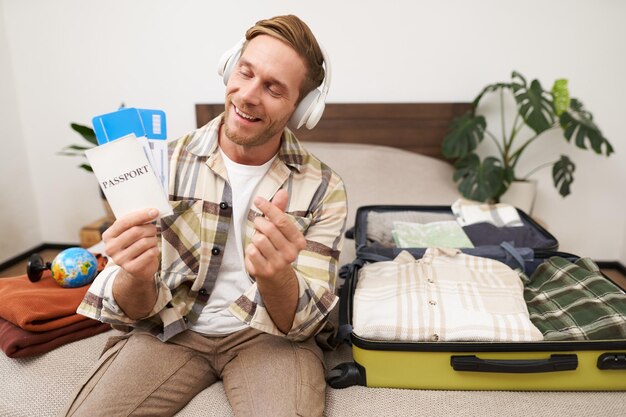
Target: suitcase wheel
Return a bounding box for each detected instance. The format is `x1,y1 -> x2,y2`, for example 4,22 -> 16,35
327,362 -> 365,389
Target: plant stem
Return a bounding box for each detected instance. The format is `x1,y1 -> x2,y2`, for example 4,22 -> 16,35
502,113 -> 524,170
523,160 -> 556,179
507,113 -> 522,148
510,126 -> 559,168
486,130 -> 504,155
500,88 -> 507,145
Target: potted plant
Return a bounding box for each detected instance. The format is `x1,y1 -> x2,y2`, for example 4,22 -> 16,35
441,71 -> 614,205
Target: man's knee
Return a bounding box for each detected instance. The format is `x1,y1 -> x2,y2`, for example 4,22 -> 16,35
293,342 -> 326,417
223,335 -> 326,417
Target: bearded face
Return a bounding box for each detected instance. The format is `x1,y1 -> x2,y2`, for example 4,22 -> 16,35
221,35 -> 306,155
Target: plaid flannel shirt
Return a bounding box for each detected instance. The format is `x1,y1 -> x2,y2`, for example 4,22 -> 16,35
522,257 -> 626,341
78,115 -> 347,342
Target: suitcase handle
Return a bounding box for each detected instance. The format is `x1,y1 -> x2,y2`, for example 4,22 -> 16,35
451,354 -> 578,373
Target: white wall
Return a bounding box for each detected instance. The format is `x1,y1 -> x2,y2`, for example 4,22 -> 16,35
0,1 -> 41,262
2,0 -> 625,263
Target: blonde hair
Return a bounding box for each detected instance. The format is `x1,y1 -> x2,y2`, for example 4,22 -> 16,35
245,15 -> 324,103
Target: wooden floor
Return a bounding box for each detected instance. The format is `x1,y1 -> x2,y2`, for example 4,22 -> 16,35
1,248 -> 625,291
602,268 -> 626,291
0,249 -> 65,278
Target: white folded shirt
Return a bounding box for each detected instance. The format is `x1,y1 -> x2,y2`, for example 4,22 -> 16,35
451,198 -> 523,227
352,249 -> 543,342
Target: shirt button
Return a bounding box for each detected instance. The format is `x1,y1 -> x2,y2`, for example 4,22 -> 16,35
427,279 -> 435,284
431,334 -> 440,341
429,300 -> 437,306
199,288 -> 208,296
219,201 -> 229,210
212,247 -> 221,256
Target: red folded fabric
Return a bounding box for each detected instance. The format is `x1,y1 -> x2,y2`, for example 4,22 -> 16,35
0,253 -> 108,331
0,316 -> 112,358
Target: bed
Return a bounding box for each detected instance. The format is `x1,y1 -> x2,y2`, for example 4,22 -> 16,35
1,103 -> 624,417
196,102 -> 470,160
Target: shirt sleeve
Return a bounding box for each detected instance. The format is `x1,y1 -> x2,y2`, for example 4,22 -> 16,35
77,260 -> 173,326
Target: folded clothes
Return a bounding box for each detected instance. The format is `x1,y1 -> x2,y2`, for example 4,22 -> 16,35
0,254 -> 107,332
366,210 -> 456,246
391,220 -> 474,248
463,221 -> 554,248
0,316 -> 111,358
353,249 -> 542,343
452,198 -> 523,228
523,257 -> 626,341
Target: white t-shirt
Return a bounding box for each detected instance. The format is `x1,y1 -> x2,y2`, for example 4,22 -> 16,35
188,148 -> 276,335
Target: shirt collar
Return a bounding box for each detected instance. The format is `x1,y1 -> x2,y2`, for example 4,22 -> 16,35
185,113 -> 306,173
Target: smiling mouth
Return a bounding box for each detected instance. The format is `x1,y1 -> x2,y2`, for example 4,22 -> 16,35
234,105 -> 261,122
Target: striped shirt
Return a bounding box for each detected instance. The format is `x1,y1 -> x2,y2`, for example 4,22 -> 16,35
77,115 -> 348,342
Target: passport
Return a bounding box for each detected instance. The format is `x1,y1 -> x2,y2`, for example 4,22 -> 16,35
92,107 -> 169,194
85,134 -> 173,219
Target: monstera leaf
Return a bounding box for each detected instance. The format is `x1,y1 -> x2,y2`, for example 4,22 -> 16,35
511,71 -> 555,134
471,82 -> 513,111
551,79 -> 570,116
453,154 -> 511,202
552,155 -> 576,197
560,98 -> 614,156
442,112 -> 487,158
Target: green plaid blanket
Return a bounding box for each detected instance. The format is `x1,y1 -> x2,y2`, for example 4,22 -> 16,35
521,257 -> 626,341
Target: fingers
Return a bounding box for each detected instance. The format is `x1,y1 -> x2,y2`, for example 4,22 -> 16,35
102,208 -> 160,282
247,190 -> 308,280
119,245 -> 160,279
253,196 -> 306,248
244,235 -> 294,280
250,228 -> 290,268
104,222 -> 158,256
110,234 -> 159,267
244,243 -> 265,278
102,208 -> 159,240
253,216 -> 305,257
271,189 -> 289,212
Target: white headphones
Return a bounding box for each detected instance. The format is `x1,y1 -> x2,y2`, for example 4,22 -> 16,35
217,37 -> 331,130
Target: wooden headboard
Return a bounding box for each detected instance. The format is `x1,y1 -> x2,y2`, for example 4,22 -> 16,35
196,103 -> 471,160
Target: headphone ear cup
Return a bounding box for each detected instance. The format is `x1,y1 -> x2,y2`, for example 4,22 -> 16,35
219,49 -> 241,85
305,100 -> 325,130
217,39 -> 244,85
288,90 -> 320,130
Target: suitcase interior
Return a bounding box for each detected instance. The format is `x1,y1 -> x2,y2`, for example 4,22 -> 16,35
353,205 -> 559,263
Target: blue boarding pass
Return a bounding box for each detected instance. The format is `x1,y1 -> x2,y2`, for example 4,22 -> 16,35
92,108 -> 168,195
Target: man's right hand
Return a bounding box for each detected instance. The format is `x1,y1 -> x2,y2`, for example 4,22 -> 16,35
102,208 -> 161,282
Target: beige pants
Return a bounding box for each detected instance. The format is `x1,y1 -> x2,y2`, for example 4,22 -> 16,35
61,327 -> 326,417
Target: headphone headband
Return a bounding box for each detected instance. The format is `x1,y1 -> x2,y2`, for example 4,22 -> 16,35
217,37 -> 331,130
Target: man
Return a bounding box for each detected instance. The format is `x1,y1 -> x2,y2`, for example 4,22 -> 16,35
62,15 -> 347,417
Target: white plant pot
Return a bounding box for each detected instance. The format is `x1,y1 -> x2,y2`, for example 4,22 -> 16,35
500,180 -> 537,215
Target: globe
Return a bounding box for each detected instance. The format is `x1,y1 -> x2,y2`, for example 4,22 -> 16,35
50,247 -> 98,288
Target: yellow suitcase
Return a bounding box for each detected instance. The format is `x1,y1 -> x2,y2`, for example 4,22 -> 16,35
329,205 -> 626,391
330,259 -> 626,391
